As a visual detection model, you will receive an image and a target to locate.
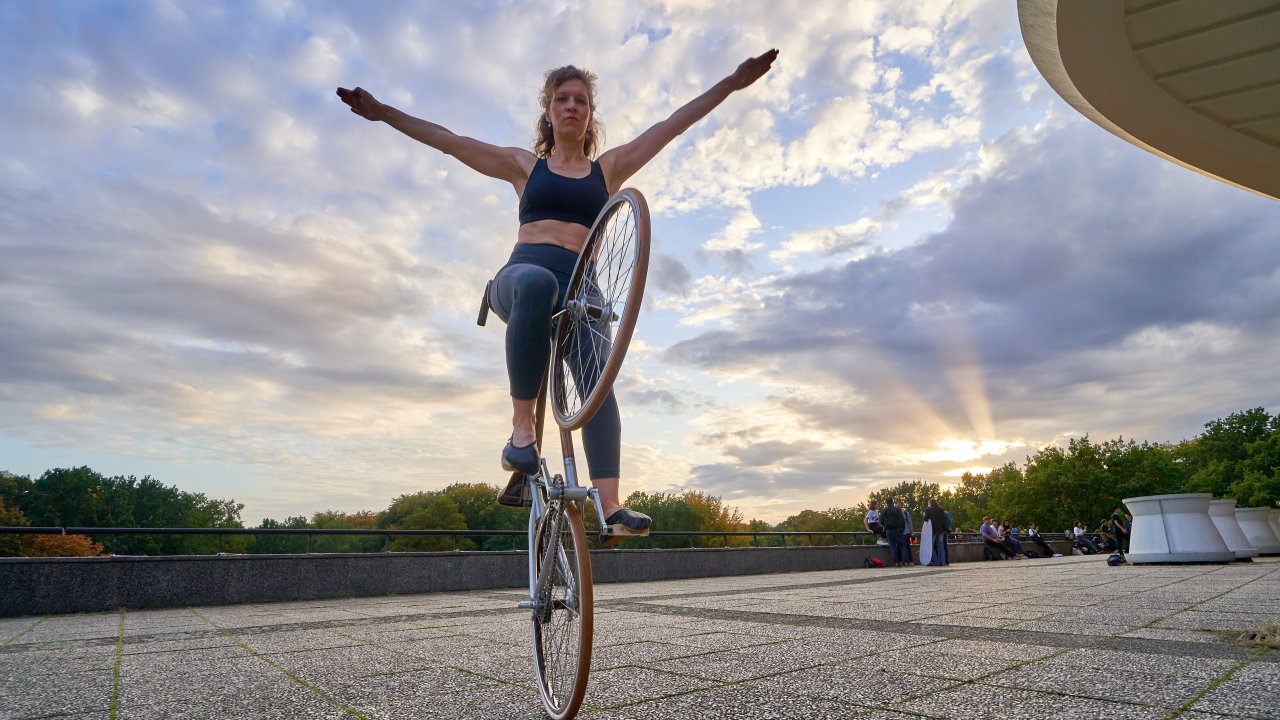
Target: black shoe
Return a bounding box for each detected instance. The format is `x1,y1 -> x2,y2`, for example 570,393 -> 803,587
500,438 -> 539,476
600,508 -> 652,547
496,471 -> 531,507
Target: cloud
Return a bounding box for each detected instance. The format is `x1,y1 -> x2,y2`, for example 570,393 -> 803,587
4,0 -> 1273,526
660,116 -> 1280,505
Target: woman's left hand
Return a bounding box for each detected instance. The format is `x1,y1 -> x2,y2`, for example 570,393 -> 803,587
730,48 -> 779,90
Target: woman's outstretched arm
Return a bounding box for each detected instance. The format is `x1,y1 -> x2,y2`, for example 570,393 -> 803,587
337,86 -> 532,190
599,49 -> 778,191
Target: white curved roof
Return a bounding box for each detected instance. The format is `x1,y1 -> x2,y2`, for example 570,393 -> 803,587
1019,0 -> 1280,201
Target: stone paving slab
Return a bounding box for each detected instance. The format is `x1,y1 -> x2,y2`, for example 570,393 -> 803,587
0,556 -> 1276,719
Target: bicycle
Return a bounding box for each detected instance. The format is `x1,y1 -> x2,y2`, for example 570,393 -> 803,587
514,188 -> 650,719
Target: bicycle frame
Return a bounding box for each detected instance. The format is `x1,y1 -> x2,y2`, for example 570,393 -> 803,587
523,426 -> 609,610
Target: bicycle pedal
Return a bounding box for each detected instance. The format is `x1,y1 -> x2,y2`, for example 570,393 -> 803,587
599,523 -> 649,548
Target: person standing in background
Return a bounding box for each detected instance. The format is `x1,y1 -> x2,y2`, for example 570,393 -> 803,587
925,499 -> 948,566
1110,506 -> 1130,555
880,497 -> 910,567
899,499 -> 915,561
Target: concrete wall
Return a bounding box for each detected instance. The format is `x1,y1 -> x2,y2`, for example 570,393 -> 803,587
0,541 -> 1072,618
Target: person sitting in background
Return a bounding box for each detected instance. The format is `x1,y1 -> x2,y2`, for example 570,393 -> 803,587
1026,522 -> 1059,557
865,500 -> 887,546
1073,520 -> 1101,554
981,516 -> 1019,560
1000,520 -> 1024,555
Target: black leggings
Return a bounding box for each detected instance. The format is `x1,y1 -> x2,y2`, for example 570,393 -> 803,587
488,243 -> 620,479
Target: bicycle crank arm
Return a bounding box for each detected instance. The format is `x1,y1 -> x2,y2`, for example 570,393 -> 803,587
589,488 -> 608,528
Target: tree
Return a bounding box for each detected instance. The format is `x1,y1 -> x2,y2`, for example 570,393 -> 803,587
866,480 -> 942,521
622,490 -> 746,548
939,470 -> 1001,532
379,492 -> 471,552
436,483 -> 527,550
1018,438 -> 1113,532
251,516 -> 311,554
310,510 -> 382,553
0,472 -> 34,518
1180,408 -> 1274,498
28,534 -> 104,557
1231,418 -> 1280,507
0,497 -> 33,557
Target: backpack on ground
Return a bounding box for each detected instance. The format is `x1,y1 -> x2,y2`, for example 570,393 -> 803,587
863,556 -> 885,568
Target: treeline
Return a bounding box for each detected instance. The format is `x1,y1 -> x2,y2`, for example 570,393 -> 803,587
774,407 -> 1280,536
0,467 -> 243,556
2,407 -> 1277,555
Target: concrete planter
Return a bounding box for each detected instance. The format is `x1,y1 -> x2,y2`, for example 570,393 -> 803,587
1269,509 -> 1280,542
1122,493 -> 1233,564
1208,499 -> 1258,560
1234,507 -> 1280,555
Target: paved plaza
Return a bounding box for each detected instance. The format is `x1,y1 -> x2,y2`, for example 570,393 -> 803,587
2,555 -> 1277,720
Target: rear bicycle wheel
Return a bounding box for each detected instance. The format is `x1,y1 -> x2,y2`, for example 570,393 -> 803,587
531,501 -> 593,719
550,188 -> 650,430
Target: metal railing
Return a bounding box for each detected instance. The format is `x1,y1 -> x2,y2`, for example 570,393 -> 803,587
0,526 -> 1073,556
0,526 -> 894,554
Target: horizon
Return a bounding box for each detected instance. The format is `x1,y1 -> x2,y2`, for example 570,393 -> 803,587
3,1 -> 1279,526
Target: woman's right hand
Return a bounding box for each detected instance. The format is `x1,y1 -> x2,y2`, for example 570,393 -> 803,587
336,86 -> 384,121
728,48 -> 779,91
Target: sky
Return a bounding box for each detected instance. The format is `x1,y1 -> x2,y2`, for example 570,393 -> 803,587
2,0 -> 1279,526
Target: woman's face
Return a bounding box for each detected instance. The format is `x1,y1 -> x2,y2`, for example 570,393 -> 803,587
547,79 -> 592,140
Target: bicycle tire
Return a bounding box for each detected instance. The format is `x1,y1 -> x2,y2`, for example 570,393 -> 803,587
530,501 -> 594,719
550,188 -> 650,430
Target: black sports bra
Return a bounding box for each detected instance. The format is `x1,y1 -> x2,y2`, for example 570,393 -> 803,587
518,157 -> 609,228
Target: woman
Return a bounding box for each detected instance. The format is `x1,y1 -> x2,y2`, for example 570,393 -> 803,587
337,49 -> 778,539
999,519 -> 1023,556
1026,522 -> 1058,557
1073,520 -> 1100,554
864,499 -> 885,545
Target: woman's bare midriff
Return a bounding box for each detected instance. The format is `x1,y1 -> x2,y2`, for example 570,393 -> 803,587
517,219 -> 590,254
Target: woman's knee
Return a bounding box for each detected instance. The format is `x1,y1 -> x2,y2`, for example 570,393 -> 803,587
515,267 -> 559,309
492,265 -> 559,321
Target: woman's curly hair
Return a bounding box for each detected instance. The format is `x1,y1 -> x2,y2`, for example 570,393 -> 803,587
534,65 -> 604,158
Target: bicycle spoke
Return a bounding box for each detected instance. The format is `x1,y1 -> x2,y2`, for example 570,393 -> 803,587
550,188 -> 648,431
531,501 -> 590,718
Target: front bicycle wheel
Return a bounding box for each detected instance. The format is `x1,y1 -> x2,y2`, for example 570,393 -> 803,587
531,501 -> 594,719
550,188 -> 650,430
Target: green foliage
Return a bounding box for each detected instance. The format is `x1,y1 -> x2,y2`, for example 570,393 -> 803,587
379,491 -> 472,552
937,469 -> 1004,532
4,467 -> 247,555
1180,408 -> 1279,506
0,496 -> 32,557
307,510 -> 382,553
772,507 -> 866,545
1230,420 -> 1280,507
433,483 -> 528,550
3,406 -> 1274,556
251,515 -> 311,554
620,489 -> 745,548
866,480 -> 942,518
